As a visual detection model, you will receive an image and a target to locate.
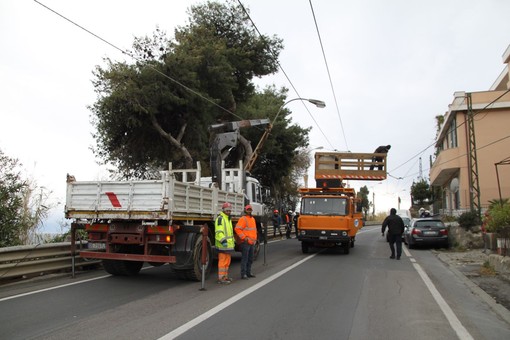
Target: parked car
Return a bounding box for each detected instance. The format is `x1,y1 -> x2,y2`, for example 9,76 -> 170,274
404,218 -> 449,249
401,216 -> 411,240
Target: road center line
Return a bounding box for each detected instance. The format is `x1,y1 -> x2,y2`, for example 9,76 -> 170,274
158,253 -> 318,340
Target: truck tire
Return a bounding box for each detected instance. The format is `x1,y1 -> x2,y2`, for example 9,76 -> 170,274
174,234 -> 212,281
301,242 -> 309,254
102,259 -> 143,276
343,242 -> 350,254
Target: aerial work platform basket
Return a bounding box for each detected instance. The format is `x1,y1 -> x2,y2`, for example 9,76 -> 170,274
314,152 -> 387,187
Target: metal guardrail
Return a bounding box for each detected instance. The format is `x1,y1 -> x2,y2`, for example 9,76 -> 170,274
0,222 -> 376,283
0,242 -> 100,282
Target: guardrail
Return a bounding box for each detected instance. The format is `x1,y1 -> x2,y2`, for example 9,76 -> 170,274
0,242 -> 100,283
1,222 -> 377,284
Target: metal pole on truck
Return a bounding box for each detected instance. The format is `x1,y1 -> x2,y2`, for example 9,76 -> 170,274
71,224 -> 76,278
200,224 -> 208,291
263,223 -> 267,266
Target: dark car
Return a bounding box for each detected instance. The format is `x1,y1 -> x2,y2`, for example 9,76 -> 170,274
404,218 -> 449,249
401,216 -> 411,240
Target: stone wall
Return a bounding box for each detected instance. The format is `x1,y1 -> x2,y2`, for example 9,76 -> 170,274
447,222 -> 485,249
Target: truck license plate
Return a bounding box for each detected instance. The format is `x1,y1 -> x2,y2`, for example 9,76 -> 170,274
319,236 -> 328,240
88,242 -> 106,250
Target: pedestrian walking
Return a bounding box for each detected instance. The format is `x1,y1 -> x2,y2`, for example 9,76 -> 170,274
215,202 -> 235,284
382,208 -> 405,260
235,205 -> 257,279
272,209 -> 282,238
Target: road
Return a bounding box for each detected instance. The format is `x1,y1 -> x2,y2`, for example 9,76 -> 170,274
1,225 -> 509,340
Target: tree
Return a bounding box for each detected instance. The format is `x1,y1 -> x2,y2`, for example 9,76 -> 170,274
0,149 -> 53,246
358,186 -> 370,219
411,179 -> 432,206
0,149 -> 26,247
90,1 -> 284,178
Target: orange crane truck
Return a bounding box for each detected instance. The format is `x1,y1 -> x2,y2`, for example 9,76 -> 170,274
297,151 -> 387,254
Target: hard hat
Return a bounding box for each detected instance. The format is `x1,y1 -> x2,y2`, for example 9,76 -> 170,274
274,209 -> 279,213
245,205 -> 253,211
222,202 -> 232,210
288,210 -> 293,214
419,207 -> 425,212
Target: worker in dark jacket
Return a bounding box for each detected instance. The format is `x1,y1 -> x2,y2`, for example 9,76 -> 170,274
381,208 -> 405,260
369,145 -> 391,170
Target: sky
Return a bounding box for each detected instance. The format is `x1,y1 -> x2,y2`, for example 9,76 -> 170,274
1,0 -> 510,233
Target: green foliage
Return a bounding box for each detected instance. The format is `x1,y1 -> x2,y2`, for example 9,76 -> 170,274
411,179 -> 432,205
485,201 -> 510,237
90,1 -> 284,178
0,149 -> 54,247
0,149 -> 26,247
457,210 -> 481,230
358,186 -> 370,218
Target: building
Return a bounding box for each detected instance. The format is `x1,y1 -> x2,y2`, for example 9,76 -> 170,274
430,44 -> 510,216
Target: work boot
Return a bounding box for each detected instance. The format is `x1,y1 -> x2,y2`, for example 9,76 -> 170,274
217,278 -> 231,285
241,275 -> 249,280
247,273 -> 256,278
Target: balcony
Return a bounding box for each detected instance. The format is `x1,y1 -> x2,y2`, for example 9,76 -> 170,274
430,147 -> 464,186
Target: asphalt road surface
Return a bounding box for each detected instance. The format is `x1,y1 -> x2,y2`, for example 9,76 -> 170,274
1,225 -> 509,340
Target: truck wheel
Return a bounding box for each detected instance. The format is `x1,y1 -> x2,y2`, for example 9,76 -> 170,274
343,243 -> 350,254
102,259 -> 143,276
301,242 -> 309,254
175,234 -> 212,281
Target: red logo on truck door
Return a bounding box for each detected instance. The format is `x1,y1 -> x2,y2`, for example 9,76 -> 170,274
105,192 -> 122,208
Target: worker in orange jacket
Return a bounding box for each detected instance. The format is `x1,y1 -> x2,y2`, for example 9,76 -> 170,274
235,205 -> 258,279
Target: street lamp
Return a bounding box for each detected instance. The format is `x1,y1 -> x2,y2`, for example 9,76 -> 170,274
272,97 -> 326,125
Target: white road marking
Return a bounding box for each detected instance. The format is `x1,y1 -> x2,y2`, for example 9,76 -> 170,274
158,253 -> 318,340
0,266 -> 153,302
0,274 -> 111,302
403,247 -> 474,340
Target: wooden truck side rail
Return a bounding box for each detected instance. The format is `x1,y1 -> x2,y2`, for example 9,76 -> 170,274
315,152 -> 387,181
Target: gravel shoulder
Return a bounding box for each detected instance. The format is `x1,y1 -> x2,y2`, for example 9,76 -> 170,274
435,248 -> 510,323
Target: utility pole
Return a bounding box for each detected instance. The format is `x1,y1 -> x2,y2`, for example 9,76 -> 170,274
466,93 -> 481,216
418,157 -> 423,181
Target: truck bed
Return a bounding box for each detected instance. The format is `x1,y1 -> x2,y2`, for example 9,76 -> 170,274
65,172 -> 244,220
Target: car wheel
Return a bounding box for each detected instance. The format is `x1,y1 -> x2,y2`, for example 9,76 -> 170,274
407,240 -> 414,249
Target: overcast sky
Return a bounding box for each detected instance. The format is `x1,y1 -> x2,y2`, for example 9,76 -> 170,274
1,0 -> 510,233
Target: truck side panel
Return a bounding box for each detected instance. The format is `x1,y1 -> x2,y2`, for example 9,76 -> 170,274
65,175 -> 244,220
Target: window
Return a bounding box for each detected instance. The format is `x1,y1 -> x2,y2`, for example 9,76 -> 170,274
448,117 -> 457,148
301,197 -> 348,215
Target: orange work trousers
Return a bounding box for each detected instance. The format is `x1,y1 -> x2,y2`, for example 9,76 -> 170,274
218,252 -> 232,279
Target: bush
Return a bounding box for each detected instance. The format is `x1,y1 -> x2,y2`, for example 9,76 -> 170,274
458,211 -> 481,230
486,202 -> 510,237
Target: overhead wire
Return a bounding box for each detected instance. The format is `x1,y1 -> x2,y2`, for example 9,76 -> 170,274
388,88 -> 510,178
237,0 -> 335,150
308,0 -> 349,151
34,0 -> 255,126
